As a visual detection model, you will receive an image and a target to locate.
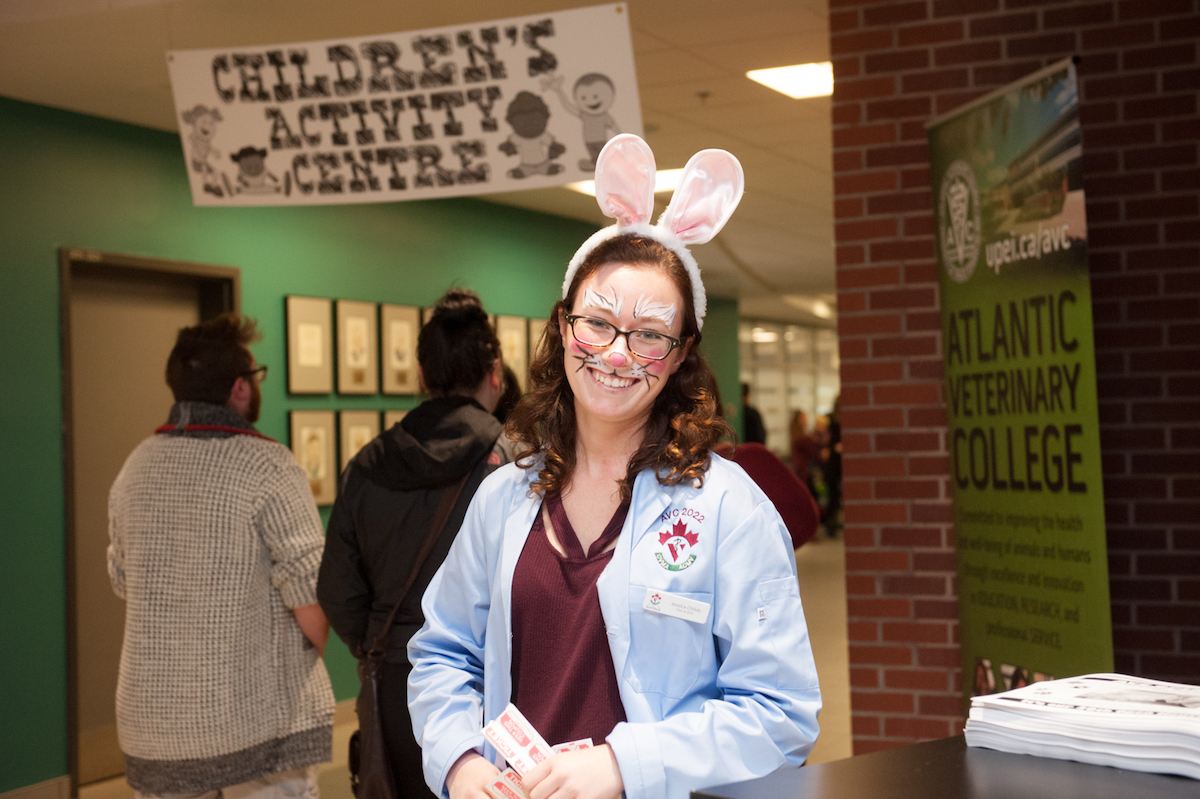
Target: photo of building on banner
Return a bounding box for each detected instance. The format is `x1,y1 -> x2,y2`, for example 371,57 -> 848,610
166,3 -> 640,206
925,58 -> 1113,705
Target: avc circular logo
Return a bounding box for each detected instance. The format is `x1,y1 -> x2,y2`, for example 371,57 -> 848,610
938,160 -> 982,284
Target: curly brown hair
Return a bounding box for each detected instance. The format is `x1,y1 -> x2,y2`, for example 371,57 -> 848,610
505,235 -> 732,501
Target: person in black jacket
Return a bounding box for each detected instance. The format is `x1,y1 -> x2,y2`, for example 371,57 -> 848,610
317,288 -> 515,798
741,382 -> 767,445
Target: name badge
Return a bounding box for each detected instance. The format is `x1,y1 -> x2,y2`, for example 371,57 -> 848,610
643,588 -> 710,624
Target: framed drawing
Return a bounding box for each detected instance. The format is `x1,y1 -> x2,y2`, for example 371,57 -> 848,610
336,300 -> 378,394
289,410 -> 336,505
380,304 -> 420,394
339,410 -> 380,471
285,296 -> 333,394
383,409 -> 408,429
496,315 -> 529,391
420,306 -> 433,327
528,318 -> 549,364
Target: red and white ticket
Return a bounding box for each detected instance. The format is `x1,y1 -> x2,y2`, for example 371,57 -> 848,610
482,704 -> 553,775
551,738 -> 593,753
484,768 -> 530,799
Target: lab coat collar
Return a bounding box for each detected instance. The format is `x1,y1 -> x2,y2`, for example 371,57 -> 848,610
596,469 -> 672,723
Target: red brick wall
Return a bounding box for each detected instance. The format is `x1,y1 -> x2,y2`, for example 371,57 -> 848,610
829,0 -> 1200,754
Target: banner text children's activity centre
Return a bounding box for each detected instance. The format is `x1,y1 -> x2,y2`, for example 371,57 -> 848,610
167,3 -> 641,205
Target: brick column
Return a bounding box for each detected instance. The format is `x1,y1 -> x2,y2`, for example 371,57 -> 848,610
829,0 -> 1200,754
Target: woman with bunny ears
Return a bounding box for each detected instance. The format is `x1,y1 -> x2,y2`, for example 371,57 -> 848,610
408,135 -> 821,799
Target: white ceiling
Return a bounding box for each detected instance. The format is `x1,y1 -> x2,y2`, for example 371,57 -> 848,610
0,0 -> 835,326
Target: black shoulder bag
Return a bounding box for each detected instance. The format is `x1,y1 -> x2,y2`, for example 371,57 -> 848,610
349,471 -> 473,799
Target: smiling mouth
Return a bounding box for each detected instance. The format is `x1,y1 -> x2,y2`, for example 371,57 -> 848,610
589,366 -> 636,389
586,101 -> 603,110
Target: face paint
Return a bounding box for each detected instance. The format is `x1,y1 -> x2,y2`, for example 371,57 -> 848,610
580,285 -> 624,317
632,294 -> 678,329
564,263 -> 685,427
571,344 -> 663,392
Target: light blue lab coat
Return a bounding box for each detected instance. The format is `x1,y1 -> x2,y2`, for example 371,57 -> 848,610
408,455 -> 821,799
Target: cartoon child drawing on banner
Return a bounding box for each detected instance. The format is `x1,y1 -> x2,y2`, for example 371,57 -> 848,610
499,91 -> 566,178
228,146 -> 281,195
180,104 -> 224,197
542,73 -> 620,171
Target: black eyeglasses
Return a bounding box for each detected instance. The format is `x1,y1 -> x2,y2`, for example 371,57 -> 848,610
241,365 -> 268,382
565,315 -> 683,361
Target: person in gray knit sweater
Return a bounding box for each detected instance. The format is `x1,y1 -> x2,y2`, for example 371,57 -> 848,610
108,314 -> 334,799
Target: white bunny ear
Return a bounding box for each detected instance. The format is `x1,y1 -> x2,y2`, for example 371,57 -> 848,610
657,149 -> 744,246
594,134 -> 657,228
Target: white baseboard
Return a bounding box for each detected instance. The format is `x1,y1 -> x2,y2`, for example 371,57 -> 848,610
0,777 -> 71,799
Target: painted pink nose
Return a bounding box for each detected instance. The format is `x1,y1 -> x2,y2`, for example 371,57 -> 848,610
608,352 -> 629,367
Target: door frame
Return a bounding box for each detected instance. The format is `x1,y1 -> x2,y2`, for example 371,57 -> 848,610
59,247 -> 240,794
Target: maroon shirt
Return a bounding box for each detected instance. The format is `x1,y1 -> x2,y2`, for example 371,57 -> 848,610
510,495 -> 629,746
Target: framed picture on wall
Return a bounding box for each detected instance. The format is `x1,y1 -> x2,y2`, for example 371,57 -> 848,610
383,409 -> 408,429
289,410 -> 336,505
496,316 -> 529,392
336,300 -> 378,395
285,296 -> 333,394
338,410 -> 380,471
528,318 -> 549,365
420,306 -> 433,327
380,304 -> 420,395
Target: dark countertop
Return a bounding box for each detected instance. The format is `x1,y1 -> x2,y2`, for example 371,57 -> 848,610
692,735 -> 1197,799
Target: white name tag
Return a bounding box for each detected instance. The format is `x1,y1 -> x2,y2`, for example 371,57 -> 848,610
643,588 -> 710,624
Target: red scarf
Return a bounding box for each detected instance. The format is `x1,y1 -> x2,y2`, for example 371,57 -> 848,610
154,424 -> 276,442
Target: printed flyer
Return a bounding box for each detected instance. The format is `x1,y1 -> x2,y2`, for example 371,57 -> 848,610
166,3 -> 640,205
926,58 -> 1113,703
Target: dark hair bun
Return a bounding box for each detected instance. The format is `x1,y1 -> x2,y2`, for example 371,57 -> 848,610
418,288 -> 501,396
432,288 -> 488,327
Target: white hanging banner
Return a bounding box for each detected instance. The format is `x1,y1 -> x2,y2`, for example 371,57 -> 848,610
166,3 -> 641,206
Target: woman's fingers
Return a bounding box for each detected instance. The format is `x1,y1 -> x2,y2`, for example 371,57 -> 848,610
447,751 -> 501,799
523,746 -> 623,799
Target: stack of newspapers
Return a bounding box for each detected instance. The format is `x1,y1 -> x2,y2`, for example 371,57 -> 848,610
965,673 -> 1200,779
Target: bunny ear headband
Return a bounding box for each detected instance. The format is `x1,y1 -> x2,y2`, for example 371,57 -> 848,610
562,134 -> 745,330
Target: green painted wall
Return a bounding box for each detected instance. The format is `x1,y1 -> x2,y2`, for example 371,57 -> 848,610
702,296 -> 741,436
0,96 -> 740,792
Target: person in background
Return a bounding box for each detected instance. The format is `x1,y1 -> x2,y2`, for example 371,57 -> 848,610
714,440 -> 821,550
408,134 -> 819,799
820,397 -> 843,537
492,363 -> 524,425
318,288 -> 515,798
741,381 -> 766,445
789,411 -> 820,488
108,314 -> 334,799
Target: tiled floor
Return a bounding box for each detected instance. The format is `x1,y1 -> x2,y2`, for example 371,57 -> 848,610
795,533 -> 853,764
80,536 -> 851,799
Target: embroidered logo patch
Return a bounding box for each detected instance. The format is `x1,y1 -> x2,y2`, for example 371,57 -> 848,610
655,519 -> 699,571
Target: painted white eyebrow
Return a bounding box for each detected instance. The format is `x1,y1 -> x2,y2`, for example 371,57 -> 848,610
580,286 -> 623,316
633,294 -> 677,329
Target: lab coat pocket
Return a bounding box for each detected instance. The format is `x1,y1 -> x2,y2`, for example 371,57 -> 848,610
759,577 -> 812,690
625,585 -> 713,699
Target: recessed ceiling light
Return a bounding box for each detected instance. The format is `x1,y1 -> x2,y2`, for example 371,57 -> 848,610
751,327 -> 779,343
784,294 -> 837,319
566,168 -> 686,196
746,62 -> 834,99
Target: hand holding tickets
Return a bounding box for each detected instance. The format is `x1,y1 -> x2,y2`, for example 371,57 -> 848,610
481,704 -> 614,799
481,704 -> 555,776
520,745 -> 623,799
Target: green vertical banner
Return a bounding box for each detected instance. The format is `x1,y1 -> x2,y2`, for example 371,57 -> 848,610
926,59 -> 1113,702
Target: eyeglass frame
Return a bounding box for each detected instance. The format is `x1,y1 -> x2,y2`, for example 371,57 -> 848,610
564,314 -> 684,361
240,365 -> 268,382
